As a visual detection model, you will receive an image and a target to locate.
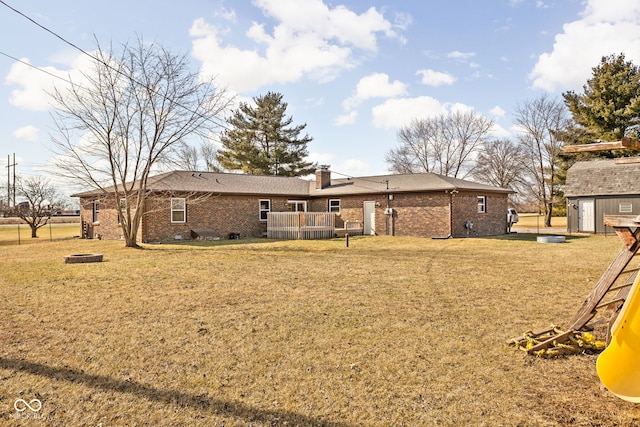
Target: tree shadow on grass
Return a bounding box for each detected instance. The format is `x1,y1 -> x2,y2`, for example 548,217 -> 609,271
0,357 -> 351,427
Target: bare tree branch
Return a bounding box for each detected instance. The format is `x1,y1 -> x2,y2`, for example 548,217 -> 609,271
385,111 -> 494,178
50,37 -> 231,247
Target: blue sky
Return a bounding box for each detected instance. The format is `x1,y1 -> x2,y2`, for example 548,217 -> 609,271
2,0 -> 640,190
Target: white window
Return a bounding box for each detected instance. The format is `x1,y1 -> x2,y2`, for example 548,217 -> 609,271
477,196 -> 486,213
287,200 -> 307,212
620,203 -> 633,213
329,199 -> 341,213
92,200 -> 100,223
259,199 -> 271,222
171,198 -> 186,223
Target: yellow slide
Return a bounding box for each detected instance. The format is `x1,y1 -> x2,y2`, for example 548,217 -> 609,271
597,272 -> 640,402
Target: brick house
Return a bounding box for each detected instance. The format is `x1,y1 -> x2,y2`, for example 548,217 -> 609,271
73,167 -> 513,242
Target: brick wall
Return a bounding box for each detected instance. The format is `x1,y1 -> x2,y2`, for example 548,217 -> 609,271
389,193 -> 451,237
78,196 -> 123,240
451,192 -> 508,237
82,189 -> 509,242
142,194 -> 294,242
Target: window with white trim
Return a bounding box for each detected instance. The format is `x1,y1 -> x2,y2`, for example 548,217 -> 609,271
477,196 -> 486,213
171,198 -> 186,223
92,200 -> 100,223
287,200 -> 307,212
259,199 -> 271,221
329,199 -> 340,213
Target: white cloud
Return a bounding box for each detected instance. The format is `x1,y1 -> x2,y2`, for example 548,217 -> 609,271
5,59 -> 62,111
490,106 -> 506,118
530,0 -> 640,92
342,73 -> 408,111
13,125 -> 39,142
307,151 -> 335,165
5,54 -> 95,112
335,158 -> 372,176
447,50 -> 476,60
191,1 -> 400,92
371,96 -> 448,129
305,153 -> 375,180
416,69 -> 455,86
489,123 -> 511,138
215,7 -> 237,22
334,111 -> 358,126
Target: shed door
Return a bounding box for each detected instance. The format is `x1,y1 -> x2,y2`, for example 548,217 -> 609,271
578,199 -> 595,232
363,201 -> 376,235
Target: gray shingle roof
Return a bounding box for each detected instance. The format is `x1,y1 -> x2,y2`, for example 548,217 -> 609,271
72,170 -> 310,197
565,159 -> 640,197
72,170 -> 513,197
309,172 -> 513,195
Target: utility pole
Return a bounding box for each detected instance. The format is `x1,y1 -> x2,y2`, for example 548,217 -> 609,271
6,153 -> 17,209
12,153 -> 16,207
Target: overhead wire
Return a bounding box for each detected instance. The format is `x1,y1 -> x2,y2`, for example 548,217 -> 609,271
0,0 -> 232,131
329,169 -> 392,193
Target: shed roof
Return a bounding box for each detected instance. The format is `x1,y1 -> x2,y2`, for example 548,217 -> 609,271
565,159 -> 640,197
72,170 -> 513,198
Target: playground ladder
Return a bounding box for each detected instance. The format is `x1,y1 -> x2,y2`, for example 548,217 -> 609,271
510,215 -> 640,355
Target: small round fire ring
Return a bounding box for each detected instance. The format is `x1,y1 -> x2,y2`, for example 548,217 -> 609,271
64,254 -> 104,264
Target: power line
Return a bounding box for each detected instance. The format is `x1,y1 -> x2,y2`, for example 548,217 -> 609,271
0,51 -> 73,85
0,0 -> 88,56
0,0 -> 231,131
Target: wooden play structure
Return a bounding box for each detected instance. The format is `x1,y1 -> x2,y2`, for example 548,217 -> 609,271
510,138 -> 640,357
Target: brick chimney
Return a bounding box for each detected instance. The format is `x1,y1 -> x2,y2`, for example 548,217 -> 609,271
316,165 -> 331,189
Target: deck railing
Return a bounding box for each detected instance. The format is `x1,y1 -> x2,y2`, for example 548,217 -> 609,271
267,212 -> 336,240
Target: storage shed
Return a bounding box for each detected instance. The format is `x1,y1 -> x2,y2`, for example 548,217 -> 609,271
565,159 -> 640,233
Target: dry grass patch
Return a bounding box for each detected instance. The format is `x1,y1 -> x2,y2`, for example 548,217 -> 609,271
1,234 -> 639,426
0,223 -> 79,246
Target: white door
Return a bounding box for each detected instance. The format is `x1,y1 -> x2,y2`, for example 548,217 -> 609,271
363,201 -> 376,235
578,199 -> 595,232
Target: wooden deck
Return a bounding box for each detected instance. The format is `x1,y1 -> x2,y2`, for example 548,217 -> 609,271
267,212 -> 336,240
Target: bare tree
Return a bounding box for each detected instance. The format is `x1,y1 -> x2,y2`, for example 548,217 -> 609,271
386,111 -> 494,178
173,143 -> 200,171
50,38 -> 231,247
200,142 -> 223,172
473,138 -> 528,191
15,176 -> 65,238
173,141 -> 223,172
514,94 -> 569,226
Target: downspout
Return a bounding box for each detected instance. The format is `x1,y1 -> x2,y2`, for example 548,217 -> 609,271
448,189 -> 459,238
386,193 -> 394,236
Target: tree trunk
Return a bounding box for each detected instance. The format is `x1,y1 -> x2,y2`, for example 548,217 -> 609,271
124,234 -> 141,248
30,225 -> 38,238
545,202 -> 553,227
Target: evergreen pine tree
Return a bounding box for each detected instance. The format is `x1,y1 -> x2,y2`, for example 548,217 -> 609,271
217,92 -> 316,176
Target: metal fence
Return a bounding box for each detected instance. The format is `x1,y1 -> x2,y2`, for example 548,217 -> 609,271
267,212 -> 336,240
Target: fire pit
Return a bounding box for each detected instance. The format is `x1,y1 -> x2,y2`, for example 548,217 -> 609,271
64,254 -> 104,264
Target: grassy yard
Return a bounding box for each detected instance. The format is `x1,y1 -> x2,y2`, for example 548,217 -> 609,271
513,214 -> 567,229
0,223 -> 80,246
1,233 -> 639,426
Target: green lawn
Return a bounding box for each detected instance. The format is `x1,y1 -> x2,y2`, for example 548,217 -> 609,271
0,234 -> 638,426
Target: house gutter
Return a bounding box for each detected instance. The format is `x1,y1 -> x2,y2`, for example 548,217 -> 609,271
447,188 -> 459,238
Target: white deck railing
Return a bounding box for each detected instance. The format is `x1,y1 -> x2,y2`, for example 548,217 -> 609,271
267,212 -> 336,240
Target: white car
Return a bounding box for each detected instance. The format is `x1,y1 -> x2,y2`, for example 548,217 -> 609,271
507,208 -> 519,224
